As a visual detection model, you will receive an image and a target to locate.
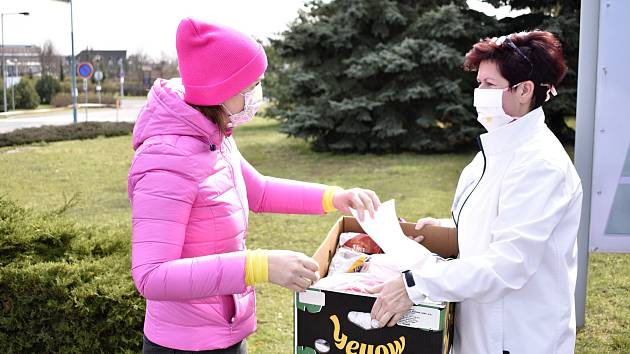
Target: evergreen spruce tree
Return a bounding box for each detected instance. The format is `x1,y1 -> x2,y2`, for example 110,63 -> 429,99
269,0 -> 499,153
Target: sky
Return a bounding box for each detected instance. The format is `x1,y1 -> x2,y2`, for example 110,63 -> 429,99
0,0 -> 528,60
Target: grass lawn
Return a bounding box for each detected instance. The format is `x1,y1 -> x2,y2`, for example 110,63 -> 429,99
0,117 -> 628,353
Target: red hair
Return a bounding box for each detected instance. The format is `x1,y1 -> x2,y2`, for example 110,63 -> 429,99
464,31 -> 568,108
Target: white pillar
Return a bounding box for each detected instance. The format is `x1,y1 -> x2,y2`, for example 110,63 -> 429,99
574,0 -> 601,329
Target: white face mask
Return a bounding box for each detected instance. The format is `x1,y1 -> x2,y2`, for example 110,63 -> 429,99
222,83 -> 263,127
473,87 -> 516,131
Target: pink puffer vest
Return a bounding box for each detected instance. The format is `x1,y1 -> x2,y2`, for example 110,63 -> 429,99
128,79 -> 327,351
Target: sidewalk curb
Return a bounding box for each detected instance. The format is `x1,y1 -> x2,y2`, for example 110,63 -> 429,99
0,107 -> 67,119
0,104 -> 116,119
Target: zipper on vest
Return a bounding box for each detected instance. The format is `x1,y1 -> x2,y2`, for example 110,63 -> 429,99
453,136 -> 486,229
220,141 -> 249,335
222,143 -> 247,332
221,140 -> 249,229
230,164 -> 248,232
209,138 -> 242,333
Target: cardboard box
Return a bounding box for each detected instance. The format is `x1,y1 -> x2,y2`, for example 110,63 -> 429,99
295,216 -> 458,354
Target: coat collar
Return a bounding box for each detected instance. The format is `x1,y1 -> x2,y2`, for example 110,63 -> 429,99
133,79 -> 226,150
478,107 -> 546,156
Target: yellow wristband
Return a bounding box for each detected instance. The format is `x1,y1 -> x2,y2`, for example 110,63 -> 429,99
245,249 -> 269,286
322,186 -> 343,213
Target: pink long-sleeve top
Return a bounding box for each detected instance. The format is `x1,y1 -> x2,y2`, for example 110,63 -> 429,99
128,79 -> 327,351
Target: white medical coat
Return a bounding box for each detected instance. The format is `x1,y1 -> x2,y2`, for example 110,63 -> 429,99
408,108 -> 583,354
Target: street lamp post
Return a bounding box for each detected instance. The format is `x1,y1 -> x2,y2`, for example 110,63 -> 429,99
52,0 -> 77,123
1,11 -> 29,113
69,0 -> 77,124
9,60 -> 16,110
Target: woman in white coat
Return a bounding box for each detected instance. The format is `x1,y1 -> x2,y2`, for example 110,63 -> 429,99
369,31 -> 583,354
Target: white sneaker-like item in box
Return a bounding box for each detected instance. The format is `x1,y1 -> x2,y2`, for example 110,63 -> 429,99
347,311 -> 380,330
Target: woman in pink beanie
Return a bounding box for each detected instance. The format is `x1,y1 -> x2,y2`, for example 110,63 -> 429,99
128,18 -> 381,353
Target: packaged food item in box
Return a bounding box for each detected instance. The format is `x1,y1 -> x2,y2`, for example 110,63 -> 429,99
339,232 -> 383,254
327,247 -> 370,275
315,253 -> 401,294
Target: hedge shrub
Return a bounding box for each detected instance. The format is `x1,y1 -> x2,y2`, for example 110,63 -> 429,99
0,122 -> 134,148
0,198 -> 143,353
59,80 -> 144,97
0,198 -> 128,265
0,257 -> 144,353
51,93 -> 117,107
0,198 -> 76,265
0,79 -> 41,112
13,79 -> 41,110
35,75 -> 62,104
120,81 -> 148,97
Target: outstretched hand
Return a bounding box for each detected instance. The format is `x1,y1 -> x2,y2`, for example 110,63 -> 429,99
409,217 -> 441,243
267,250 -> 320,292
332,188 -> 381,221
367,275 -> 414,328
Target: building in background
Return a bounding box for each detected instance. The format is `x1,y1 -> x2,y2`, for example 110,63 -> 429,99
76,49 -> 126,80
3,44 -> 42,86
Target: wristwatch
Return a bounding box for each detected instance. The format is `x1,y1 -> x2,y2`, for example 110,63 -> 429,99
402,270 -> 426,304
402,269 -> 415,287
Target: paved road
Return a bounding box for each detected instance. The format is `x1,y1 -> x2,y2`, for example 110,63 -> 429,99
0,99 -> 146,133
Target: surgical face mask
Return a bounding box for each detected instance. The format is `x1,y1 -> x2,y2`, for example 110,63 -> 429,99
473,85 -> 518,131
222,83 -> 263,127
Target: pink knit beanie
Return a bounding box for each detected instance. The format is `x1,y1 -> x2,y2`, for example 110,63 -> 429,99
176,18 -> 267,106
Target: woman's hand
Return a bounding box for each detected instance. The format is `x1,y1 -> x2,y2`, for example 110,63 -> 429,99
367,275 -> 414,328
410,217 -> 441,243
267,250 -> 320,292
332,188 -> 381,221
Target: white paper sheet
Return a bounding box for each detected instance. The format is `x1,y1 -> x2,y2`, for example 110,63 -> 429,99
350,199 -> 433,271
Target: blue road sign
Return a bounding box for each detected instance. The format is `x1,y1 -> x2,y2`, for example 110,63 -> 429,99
77,62 -> 94,79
